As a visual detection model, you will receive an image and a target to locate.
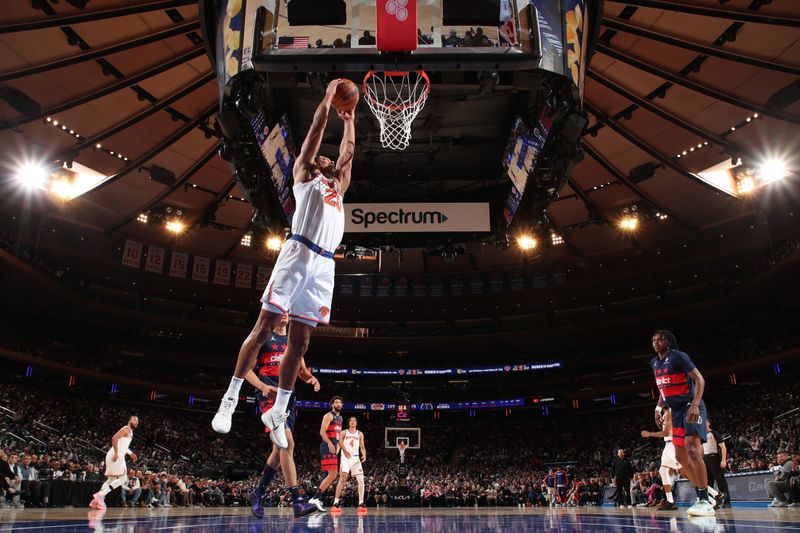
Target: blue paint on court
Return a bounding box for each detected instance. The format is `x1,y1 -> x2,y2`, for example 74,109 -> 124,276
2,510 -> 800,532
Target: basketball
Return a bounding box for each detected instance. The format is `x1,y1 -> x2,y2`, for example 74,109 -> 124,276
332,79 -> 359,112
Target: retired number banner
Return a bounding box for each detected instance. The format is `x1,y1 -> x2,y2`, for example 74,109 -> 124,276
121,240 -> 142,268
144,245 -> 165,274
169,252 -> 188,278
192,256 -> 210,282
235,264 -> 252,289
214,260 -> 231,286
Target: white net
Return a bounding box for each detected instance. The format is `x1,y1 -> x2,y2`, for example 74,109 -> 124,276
363,70 -> 430,151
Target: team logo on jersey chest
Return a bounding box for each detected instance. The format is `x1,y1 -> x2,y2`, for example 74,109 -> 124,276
319,306 -> 330,317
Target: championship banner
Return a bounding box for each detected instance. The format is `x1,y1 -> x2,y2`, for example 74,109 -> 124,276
121,240 -> 142,268
214,260 -> 231,286
256,266 -> 270,291
345,203 -> 490,233
564,0 -> 588,100
144,245 -> 165,274
192,256 -> 210,282
235,263 -> 252,289
169,252 -> 188,279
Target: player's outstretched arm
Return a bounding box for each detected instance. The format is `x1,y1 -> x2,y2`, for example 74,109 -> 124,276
335,109 -> 355,193
294,80 -> 342,183
359,431 -> 366,462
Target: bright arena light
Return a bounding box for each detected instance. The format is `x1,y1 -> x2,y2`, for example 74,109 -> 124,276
618,216 -> 639,231
516,235 -> 537,250
266,236 -> 283,251
757,159 -> 790,184
137,213 -> 149,224
737,176 -> 755,194
49,179 -> 75,200
14,163 -> 49,190
165,220 -> 185,234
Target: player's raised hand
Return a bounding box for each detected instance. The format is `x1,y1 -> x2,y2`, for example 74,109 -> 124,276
326,78 -> 343,98
337,108 -> 355,122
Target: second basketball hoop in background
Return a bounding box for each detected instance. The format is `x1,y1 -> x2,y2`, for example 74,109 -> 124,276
332,79 -> 360,112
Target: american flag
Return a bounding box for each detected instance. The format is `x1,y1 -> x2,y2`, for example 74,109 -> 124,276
278,36 -> 310,49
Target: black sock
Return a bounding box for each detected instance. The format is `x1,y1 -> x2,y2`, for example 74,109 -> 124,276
695,487 -> 708,501
256,464 -> 276,495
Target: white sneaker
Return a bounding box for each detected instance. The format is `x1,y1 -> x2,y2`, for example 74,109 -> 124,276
687,499 -> 715,516
261,408 -> 289,449
212,397 -> 238,434
309,497 -> 326,512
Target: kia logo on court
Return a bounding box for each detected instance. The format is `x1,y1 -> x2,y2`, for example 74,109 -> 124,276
386,0 -> 409,21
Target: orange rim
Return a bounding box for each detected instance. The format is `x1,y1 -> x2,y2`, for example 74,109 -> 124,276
363,70 -> 430,112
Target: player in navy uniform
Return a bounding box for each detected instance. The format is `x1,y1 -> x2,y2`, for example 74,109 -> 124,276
544,469 -> 557,507
309,396 -> 344,511
245,313 -> 321,518
555,467 -> 569,506
651,330 -> 715,517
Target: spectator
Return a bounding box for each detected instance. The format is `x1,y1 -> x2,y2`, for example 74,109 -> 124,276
358,30 -> 376,45
767,450 -> 796,507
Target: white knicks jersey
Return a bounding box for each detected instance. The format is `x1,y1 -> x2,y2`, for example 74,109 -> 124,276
291,172 -> 345,253
342,429 -> 361,456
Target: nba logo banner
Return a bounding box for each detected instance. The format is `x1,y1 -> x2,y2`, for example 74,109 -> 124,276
235,264 -> 252,289
192,256 -> 210,282
144,245 -> 165,274
169,252 -> 188,278
376,0 -> 417,52
121,240 -> 142,268
214,260 -> 232,286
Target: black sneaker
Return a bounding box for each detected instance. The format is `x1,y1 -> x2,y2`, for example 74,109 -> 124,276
657,501 -> 678,511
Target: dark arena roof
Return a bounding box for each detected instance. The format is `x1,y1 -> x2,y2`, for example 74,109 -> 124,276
0,1 -> 799,529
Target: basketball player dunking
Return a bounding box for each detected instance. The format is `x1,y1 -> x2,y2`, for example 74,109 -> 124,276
89,416 -> 138,510
309,396 -> 343,511
246,313 -> 321,518
651,330 -> 717,516
332,416 -> 367,514
641,407 -> 681,510
212,78 -> 355,445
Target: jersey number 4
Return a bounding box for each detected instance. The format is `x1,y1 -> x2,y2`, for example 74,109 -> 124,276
324,187 -> 342,211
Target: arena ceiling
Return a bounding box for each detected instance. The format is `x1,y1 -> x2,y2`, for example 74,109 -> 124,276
0,0 -> 798,272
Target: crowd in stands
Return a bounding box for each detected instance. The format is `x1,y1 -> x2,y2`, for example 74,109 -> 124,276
2,370 -> 798,509
310,26 -> 498,49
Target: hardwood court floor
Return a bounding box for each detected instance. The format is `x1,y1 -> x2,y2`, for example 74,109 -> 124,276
1,505 -> 799,532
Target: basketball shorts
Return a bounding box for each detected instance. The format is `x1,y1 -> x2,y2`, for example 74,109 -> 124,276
320,441 -> 339,472
261,238 -> 335,327
340,454 -> 363,476
660,441 -> 680,469
257,378 -> 296,434
104,447 -> 126,477
669,400 -> 707,447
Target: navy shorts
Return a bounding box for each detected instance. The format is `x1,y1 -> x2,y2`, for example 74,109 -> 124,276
257,379 -> 296,433
320,441 -> 338,471
669,400 -> 707,447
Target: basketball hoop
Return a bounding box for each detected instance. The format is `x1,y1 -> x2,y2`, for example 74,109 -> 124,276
363,70 -> 430,150
397,441 -> 408,463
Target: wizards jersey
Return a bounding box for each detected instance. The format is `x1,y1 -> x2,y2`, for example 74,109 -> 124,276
325,411 -> 343,444
651,349 -> 697,408
255,332 -> 288,381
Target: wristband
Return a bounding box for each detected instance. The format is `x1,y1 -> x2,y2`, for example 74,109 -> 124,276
654,406 -> 663,413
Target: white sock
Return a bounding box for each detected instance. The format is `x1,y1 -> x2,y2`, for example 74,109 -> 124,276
224,377 -> 244,401
273,387 -> 293,414
666,492 -> 674,503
